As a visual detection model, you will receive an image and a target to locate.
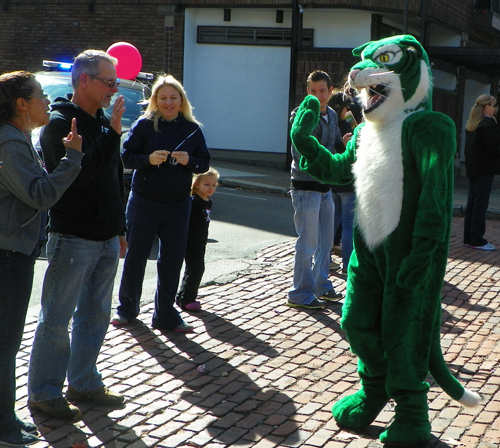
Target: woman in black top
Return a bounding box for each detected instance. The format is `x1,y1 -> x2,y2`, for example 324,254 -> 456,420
463,94 -> 500,251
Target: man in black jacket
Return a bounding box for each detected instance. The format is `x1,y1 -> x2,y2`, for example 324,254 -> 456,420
28,50 -> 127,419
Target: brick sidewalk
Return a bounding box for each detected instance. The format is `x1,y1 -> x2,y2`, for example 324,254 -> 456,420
16,217 -> 500,448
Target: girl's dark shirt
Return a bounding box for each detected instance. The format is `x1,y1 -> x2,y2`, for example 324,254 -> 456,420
187,193 -> 212,246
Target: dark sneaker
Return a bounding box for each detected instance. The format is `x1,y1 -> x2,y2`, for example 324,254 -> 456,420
28,397 -> 82,419
0,428 -> 39,446
287,298 -> 326,309
174,321 -> 195,332
153,320 -> 195,332
15,416 -> 37,434
66,385 -> 124,406
320,289 -> 343,301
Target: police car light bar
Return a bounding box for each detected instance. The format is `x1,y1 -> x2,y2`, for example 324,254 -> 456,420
43,60 -> 73,71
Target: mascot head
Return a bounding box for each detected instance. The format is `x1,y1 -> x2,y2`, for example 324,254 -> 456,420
349,35 -> 432,122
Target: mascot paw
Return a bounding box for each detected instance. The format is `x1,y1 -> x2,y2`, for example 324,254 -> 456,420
379,418 -> 431,446
332,389 -> 388,430
294,95 -> 320,136
290,95 -> 322,159
458,388 -> 481,407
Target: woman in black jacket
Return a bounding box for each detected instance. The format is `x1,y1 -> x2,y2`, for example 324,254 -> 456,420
463,94 -> 500,250
112,75 -> 210,331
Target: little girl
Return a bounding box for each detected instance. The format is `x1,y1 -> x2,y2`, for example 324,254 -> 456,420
176,168 -> 219,311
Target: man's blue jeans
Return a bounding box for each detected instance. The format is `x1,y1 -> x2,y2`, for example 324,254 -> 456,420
0,244 -> 40,435
28,234 -> 119,402
332,191 -> 356,269
289,189 -> 335,304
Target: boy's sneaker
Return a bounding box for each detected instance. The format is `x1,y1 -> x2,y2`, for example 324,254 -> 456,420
28,397 -> 82,419
470,243 -> 495,251
66,385 -> 124,406
287,298 -> 326,309
111,313 -> 130,326
320,289 -> 343,301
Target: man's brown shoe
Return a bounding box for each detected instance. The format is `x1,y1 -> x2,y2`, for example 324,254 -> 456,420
28,397 -> 82,419
66,385 -> 124,406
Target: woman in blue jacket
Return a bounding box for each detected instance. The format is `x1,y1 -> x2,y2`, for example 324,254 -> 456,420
112,75 -> 210,332
0,71 -> 82,446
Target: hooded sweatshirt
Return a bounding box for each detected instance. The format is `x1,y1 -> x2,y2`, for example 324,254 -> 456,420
0,122 -> 82,254
40,98 -> 125,241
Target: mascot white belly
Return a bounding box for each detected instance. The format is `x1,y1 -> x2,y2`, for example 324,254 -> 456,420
353,119 -> 405,250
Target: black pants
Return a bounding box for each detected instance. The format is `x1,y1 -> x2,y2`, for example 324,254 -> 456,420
176,243 -> 206,306
0,242 -> 40,436
463,175 -> 494,246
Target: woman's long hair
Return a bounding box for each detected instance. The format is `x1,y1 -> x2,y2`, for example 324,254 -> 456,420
143,74 -> 201,132
466,94 -> 496,132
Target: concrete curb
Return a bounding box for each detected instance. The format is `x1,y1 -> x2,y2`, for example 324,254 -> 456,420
219,178 -> 289,197
221,178 -> 500,220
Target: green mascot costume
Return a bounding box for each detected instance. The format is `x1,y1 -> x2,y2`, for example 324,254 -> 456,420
291,35 -> 480,446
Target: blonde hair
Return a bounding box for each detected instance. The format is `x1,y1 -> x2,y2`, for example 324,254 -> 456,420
191,167 -> 220,195
143,74 -> 201,132
466,94 -> 497,132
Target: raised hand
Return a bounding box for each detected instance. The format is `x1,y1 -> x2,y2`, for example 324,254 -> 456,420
62,118 -> 83,152
290,95 -> 322,159
110,95 -> 126,134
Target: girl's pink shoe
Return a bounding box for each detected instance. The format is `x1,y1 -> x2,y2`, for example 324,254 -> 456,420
184,301 -> 201,311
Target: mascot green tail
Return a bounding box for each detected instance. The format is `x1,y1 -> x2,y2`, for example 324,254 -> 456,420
429,324 -> 480,406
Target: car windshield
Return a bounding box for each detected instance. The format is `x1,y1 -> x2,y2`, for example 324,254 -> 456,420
36,74 -> 145,127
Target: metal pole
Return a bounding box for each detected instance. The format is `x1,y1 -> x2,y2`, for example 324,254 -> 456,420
285,0 -> 301,170
403,0 -> 409,34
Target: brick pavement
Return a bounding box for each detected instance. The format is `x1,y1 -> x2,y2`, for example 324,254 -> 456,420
16,217 -> 500,448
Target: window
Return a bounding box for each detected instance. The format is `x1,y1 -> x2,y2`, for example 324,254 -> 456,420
198,26 -> 314,47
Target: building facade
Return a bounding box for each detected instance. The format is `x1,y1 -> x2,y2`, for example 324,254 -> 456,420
1,0 -> 499,169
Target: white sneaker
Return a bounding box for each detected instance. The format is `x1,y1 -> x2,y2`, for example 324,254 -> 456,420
470,243 -> 495,251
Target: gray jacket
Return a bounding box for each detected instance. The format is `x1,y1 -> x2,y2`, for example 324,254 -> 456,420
0,123 -> 82,255
290,106 -> 342,183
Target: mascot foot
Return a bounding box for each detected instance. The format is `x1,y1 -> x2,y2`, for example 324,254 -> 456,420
332,389 -> 388,430
379,418 -> 431,446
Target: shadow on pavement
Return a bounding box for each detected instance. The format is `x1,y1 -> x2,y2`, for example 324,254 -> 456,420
127,320 -> 300,446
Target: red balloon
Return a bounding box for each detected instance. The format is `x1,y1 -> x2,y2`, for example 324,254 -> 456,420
107,42 -> 142,80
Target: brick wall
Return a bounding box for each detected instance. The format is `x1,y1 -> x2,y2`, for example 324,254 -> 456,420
0,3 -> 170,77
295,50 -> 358,107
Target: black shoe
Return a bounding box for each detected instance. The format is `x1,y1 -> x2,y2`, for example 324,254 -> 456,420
287,298 -> 326,309
15,416 -> 37,434
0,428 -> 39,446
320,289 -> 343,301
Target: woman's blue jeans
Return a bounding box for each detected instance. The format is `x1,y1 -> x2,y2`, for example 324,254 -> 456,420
0,243 -> 40,434
28,234 -> 119,402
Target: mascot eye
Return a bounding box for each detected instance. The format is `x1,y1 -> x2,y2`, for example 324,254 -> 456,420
377,52 -> 394,64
